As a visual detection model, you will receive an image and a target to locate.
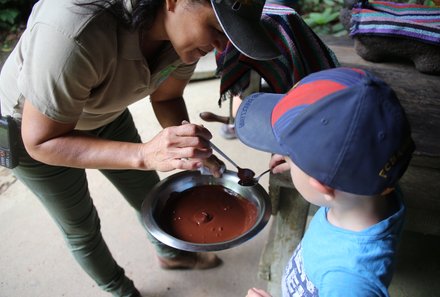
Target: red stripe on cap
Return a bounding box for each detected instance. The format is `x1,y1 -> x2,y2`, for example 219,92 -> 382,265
272,80 -> 347,124
351,68 -> 366,75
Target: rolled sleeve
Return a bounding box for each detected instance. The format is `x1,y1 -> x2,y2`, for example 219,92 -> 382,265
17,23 -> 100,124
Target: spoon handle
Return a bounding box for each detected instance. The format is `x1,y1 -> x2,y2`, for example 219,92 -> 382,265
256,169 -> 271,181
209,141 -> 240,169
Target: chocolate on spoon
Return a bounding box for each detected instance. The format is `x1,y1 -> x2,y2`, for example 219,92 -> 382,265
183,121 -> 258,185
239,168 -> 271,186
209,141 -> 257,185
237,168 -> 256,186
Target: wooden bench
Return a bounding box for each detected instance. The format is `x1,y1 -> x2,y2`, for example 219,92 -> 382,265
258,36 -> 440,296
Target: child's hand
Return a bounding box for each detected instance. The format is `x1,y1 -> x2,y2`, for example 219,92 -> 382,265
246,287 -> 272,297
269,154 -> 290,174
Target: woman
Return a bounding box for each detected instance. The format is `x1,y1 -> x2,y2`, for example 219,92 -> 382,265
0,0 -> 278,296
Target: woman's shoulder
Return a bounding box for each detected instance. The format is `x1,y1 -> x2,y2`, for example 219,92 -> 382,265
27,0 -> 118,46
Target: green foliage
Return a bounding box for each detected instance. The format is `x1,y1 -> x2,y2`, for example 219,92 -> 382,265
0,1 -> 20,31
0,0 -> 35,29
297,0 -> 437,37
299,0 -> 347,36
402,0 -> 436,5
0,0 -> 36,51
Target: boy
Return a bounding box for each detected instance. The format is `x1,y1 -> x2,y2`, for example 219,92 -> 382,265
235,67 -> 415,297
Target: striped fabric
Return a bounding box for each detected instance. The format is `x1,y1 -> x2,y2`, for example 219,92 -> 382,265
350,1 -> 440,45
215,4 -> 339,104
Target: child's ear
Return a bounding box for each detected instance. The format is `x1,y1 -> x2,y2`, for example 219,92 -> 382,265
309,177 -> 335,201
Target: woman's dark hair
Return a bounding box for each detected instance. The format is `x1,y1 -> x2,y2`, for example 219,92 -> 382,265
75,0 -> 165,30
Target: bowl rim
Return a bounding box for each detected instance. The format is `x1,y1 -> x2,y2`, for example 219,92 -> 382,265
141,170 -> 271,252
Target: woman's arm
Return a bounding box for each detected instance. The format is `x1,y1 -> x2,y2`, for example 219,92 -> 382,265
150,75 -> 224,176
149,75 -> 191,127
21,99 -> 212,172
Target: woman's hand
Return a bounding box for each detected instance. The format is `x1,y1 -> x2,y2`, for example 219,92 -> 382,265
141,122 -> 214,172
269,154 -> 290,174
200,154 -> 225,178
180,120 -> 225,177
246,288 -> 272,297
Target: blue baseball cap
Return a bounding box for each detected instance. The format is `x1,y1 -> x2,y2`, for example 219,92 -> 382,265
235,67 -> 415,195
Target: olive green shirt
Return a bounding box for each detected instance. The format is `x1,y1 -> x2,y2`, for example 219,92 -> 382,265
0,0 -> 196,130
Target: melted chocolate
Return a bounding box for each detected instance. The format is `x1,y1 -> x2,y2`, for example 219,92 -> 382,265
158,185 -> 257,244
237,168 -> 256,186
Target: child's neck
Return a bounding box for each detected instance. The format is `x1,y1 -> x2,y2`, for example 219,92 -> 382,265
326,193 -> 394,232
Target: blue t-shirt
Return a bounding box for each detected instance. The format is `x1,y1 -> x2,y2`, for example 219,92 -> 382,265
282,192 -> 405,297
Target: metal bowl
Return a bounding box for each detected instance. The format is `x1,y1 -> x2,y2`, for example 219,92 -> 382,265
141,170 -> 271,252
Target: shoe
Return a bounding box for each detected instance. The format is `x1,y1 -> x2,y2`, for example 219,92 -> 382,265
220,124 -> 236,140
157,252 -> 222,270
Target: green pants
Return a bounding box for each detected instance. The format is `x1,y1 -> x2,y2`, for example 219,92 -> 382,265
13,109 -> 182,297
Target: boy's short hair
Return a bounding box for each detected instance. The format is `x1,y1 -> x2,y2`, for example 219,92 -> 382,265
235,67 -> 415,195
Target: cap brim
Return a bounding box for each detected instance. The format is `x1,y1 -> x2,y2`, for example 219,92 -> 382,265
235,92 -> 286,154
212,2 -> 281,60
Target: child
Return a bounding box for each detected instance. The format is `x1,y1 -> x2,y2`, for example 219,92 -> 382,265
235,67 -> 415,297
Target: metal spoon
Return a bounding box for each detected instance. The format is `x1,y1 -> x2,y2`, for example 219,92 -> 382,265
239,169 -> 271,187
209,141 -> 256,182
254,168 -> 271,183
181,120 -> 254,179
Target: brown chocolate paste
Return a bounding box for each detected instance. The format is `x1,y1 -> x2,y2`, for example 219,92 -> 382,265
237,168 -> 256,186
158,185 -> 258,244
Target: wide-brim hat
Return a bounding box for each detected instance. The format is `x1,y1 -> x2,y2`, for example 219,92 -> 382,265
211,0 -> 280,60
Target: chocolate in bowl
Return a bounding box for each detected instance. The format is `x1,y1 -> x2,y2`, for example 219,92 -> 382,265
141,170 -> 271,252
159,185 -> 258,244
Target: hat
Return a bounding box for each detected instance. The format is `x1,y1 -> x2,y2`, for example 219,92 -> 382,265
235,67 -> 415,195
211,0 -> 280,60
